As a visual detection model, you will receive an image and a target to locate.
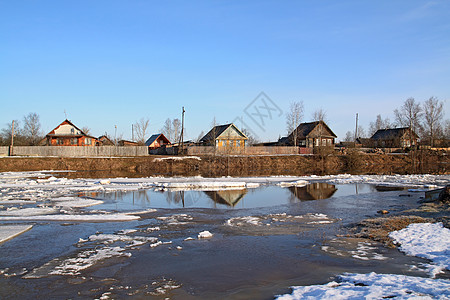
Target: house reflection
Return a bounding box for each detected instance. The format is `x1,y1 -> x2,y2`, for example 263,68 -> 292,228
204,189 -> 248,207
288,183 -> 337,201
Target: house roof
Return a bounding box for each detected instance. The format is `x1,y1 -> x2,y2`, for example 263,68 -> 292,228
200,123 -> 248,142
145,133 -> 170,147
46,119 -> 96,139
371,127 -> 418,140
290,121 -> 337,139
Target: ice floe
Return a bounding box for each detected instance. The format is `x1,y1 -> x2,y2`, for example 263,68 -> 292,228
390,222 -> 450,277
0,213 -> 140,222
276,272 -> 450,299
198,231 -> 213,239
0,225 -> 33,243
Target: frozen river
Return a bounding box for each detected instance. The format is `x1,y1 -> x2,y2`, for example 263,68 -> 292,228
0,172 -> 449,299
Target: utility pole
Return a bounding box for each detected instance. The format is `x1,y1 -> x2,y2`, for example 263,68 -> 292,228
131,124 -> 134,142
10,120 -> 15,156
179,107 -> 185,155
114,125 -> 117,146
354,113 -> 359,142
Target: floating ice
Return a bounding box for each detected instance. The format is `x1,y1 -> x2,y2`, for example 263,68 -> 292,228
198,231 -> 213,239
0,225 -> 33,243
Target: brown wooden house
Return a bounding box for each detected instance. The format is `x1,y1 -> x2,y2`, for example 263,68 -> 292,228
281,121 -> 337,148
145,133 -> 171,149
199,123 -> 248,150
370,127 -> 419,148
98,135 -> 114,146
42,119 -> 97,146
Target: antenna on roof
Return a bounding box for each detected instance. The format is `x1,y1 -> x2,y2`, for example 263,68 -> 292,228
64,110 -> 67,119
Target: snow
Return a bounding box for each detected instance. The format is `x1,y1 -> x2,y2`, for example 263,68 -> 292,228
276,272 -> 450,300
198,231 -> 213,239
389,222 -> 450,277
0,213 -> 140,222
52,197 -> 103,208
153,156 -> 201,161
0,225 -> 33,243
0,207 -> 59,216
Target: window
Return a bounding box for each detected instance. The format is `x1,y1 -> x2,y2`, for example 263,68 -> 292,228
71,138 -> 77,145
85,138 -> 92,145
57,139 -> 63,145
71,128 -> 75,134
237,140 -> 240,147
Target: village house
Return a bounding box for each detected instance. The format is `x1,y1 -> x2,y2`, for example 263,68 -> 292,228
370,127 -> 419,148
281,121 -> 337,149
118,140 -> 139,146
41,119 -> 97,146
145,133 -> 171,150
97,135 -> 114,146
199,123 -> 248,150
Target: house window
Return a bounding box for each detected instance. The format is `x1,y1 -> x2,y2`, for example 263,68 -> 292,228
222,141 -> 225,147
71,138 -> 77,145
85,138 -> 92,145
57,139 -> 64,145
237,140 -> 240,147
71,128 -> 75,134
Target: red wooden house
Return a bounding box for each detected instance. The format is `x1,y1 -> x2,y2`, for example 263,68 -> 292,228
145,133 -> 171,149
42,119 -> 98,146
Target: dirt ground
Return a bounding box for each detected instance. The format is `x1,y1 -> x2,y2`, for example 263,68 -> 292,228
0,151 -> 448,177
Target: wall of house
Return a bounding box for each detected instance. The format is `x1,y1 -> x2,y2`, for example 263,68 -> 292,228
54,124 -> 82,135
8,146 -> 149,157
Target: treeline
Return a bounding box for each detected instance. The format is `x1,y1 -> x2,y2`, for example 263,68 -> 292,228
0,113 -> 44,146
343,97 -> 448,147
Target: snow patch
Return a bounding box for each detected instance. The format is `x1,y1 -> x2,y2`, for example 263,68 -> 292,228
390,222 -> 450,277
198,231 -> 213,239
276,272 -> 450,299
0,225 -> 33,243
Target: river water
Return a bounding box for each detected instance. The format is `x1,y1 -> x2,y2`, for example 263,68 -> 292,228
0,180 -> 434,299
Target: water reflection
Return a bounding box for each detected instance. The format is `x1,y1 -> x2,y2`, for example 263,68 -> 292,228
288,183 -> 338,202
87,183 -> 382,210
204,189 -> 248,207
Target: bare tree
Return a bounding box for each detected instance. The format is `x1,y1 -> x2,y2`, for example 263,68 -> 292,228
134,117 -> 150,144
343,131 -> 353,142
312,108 -> 328,123
81,126 -> 91,135
368,114 -> 391,136
241,128 -> 259,145
394,98 -> 422,130
286,101 -> 304,146
1,120 -> 26,146
22,113 -> 43,145
195,131 -> 205,143
161,118 -> 182,143
423,97 -> 444,147
172,118 -> 181,143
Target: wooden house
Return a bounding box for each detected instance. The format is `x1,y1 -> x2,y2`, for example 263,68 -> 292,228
199,123 -> 248,150
145,133 -> 171,149
98,135 -> 114,146
118,140 -> 139,146
42,119 -> 97,146
370,127 -> 419,148
282,121 -> 337,148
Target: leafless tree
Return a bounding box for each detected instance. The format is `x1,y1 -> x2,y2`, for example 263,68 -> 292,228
1,120 -> 26,146
343,131 -> 353,142
241,128 -> 259,145
161,118 -> 181,143
81,126 -> 91,135
394,98 -> 423,131
368,114 -> 391,136
134,117 -> 150,144
195,131 -> 205,143
286,101 -> 304,146
423,97 -> 444,147
22,113 -> 43,145
312,108 -> 328,123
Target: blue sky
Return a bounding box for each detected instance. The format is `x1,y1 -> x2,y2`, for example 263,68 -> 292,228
1,0 -> 449,141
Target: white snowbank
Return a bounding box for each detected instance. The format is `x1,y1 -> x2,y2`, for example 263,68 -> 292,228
198,231 -> 213,239
153,156 -> 201,161
390,222 -> 450,277
0,207 -> 58,216
276,272 -> 450,299
0,225 -> 33,243
0,213 -> 139,222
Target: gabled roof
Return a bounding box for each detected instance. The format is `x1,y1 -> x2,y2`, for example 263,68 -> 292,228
200,123 -> 248,142
145,133 -> 171,147
46,119 -> 96,138
290,121 -> 337,139
371,127 -> 418,140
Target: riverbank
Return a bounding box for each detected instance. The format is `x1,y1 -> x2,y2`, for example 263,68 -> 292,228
0,151 -> 448,176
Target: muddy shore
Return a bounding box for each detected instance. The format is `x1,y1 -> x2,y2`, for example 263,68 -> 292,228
0,152 -> 448,177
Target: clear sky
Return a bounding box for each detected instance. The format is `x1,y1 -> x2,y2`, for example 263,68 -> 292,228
1,0 -> 449,142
